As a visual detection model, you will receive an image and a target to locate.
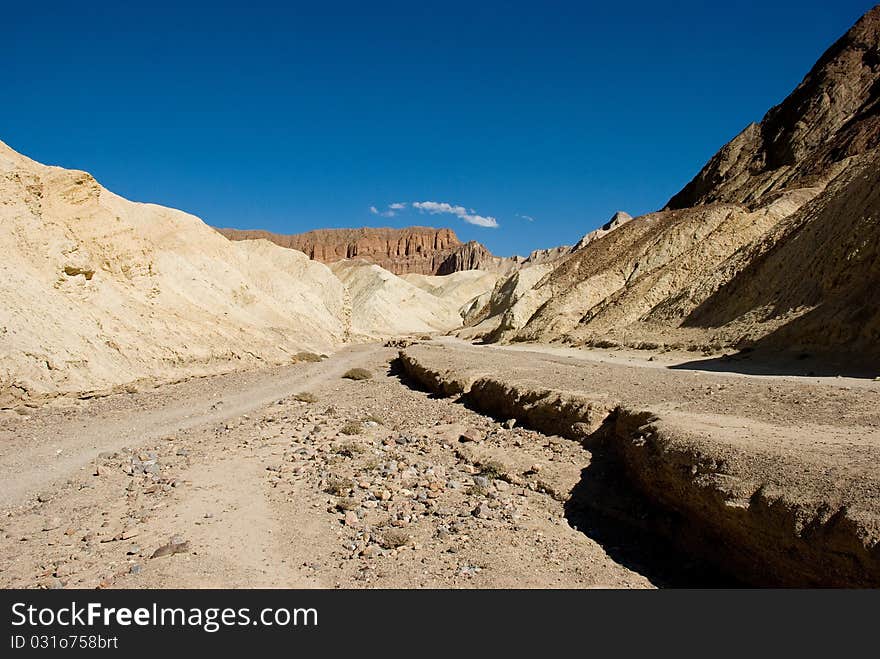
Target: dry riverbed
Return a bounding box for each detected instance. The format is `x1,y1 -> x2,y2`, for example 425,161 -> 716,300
2,339 -> 877,588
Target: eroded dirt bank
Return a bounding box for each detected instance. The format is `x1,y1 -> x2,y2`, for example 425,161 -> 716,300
397,341 -> 880,587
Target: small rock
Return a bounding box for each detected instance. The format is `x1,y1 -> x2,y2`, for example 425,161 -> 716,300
472,503 -> 492,519
457,564 -> 481,577
49,577 -> 64,589
129,564 -> 142,575
42,517 -> 62,532
151,537 -> 189,559
361,544 -> 381,558
459,430 -> 483,443
503,419 -> 516,430
344,511 -> 360,527
472,476 -> 490,490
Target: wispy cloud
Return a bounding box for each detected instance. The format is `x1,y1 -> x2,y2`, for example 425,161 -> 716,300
411,201 -> 499,228
516,214 -> 535,222
370,202 -> 406,218
369,200 -> 500,228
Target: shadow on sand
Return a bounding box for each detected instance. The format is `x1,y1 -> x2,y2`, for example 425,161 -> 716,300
563,440 -> 741,588
668,349 -> 877,379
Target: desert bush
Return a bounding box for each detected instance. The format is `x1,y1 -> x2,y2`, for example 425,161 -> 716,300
292,391 -> 318,403
466,484 -> 490,497
292,351 -> 323,363
379,528 -> 410,549
335,440 -> 366,456
324,476 -> 353,496
342,367 -> 372,380
479,460 -> 507,480
335,498 -> 359,511
340,422 -> 363,435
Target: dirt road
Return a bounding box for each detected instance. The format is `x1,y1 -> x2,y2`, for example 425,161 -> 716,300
1,339 -> 877,588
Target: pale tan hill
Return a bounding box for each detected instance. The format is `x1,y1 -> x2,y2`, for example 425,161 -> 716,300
329,260 -> 473,338
456,263 -> 555,340
0,140 -> 348,406
457,210 -> 636,341
401,270 -> 499,314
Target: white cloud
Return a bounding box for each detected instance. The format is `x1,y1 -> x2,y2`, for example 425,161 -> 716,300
517,214 -> 535,222
412,201 -> 499,228
370,203 -> 402,218
369,200 -> 500,228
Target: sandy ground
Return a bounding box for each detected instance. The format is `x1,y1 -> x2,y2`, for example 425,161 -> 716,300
1,339 -> 877,589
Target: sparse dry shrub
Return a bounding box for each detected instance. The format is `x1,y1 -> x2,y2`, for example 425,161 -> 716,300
335,498 -> 359,511
379,528 -> 410,549
342,367 -> 373,380
466,484 -> 490,497
292,352 -> 323,363
293,391 -> 318,403
324,476 -> 352,496
335,440 -> 365,456
340,422 -> 363,435
480,460 -> 507,480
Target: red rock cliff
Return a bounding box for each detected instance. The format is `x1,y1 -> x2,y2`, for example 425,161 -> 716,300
217,226 -> 467,275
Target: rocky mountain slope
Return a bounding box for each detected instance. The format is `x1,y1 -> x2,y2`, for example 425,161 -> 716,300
466,6 -> 880,365
0,140 -> 350,405
667,6 -> 880,208
664,147 -> 880,360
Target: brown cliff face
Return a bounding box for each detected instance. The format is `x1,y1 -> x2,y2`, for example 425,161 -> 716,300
217,226 -> 469,275
667,5 -> 880,209
436,241 -> 521,275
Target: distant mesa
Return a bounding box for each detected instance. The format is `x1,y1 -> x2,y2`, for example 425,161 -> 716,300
216,225 -> 519,275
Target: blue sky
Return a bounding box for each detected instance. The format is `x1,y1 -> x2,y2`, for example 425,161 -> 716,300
5,1 -> 875,256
